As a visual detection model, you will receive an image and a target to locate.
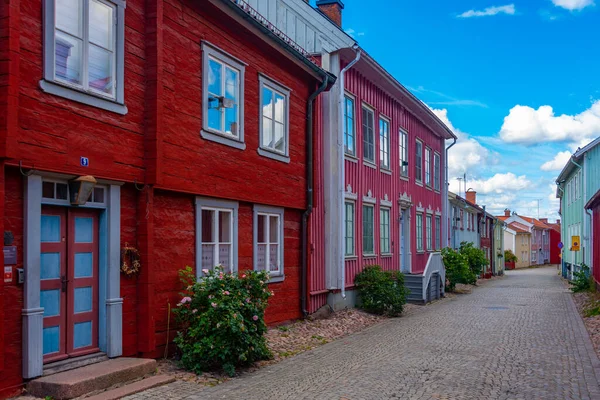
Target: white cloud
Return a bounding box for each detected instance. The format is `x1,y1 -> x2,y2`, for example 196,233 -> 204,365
540,151 -> 572,171
457,4 -> 516,18
431,108 -> 493,178
410,86 -> 488,108
499,100 -> 600,145
344,28 -> 365,38
552,0 -> 595,11
453,172 -> 531,195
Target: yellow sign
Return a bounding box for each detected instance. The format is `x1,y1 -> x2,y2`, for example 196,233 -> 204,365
571,236 -> 580,251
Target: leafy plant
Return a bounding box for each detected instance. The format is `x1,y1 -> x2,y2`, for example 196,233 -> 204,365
459,241 -> 489,278
504,249 -> 518,263
570,264 -> 594,293
441,247 -> 475,292
172,266 -> 273,376
354,265 -> 408,317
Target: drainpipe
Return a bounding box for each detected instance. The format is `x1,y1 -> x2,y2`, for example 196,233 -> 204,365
443,138 -> 457,249
338,45 -> 361,299
301,74 -> 330,317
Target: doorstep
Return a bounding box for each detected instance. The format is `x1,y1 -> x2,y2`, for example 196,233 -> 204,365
43,353 -> 109,377
27,358 -> 157,399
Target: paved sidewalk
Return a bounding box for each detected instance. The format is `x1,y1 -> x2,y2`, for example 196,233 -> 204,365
126,267 -> 600,400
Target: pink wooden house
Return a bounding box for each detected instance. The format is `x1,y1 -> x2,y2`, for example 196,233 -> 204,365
306,1 -> 456,310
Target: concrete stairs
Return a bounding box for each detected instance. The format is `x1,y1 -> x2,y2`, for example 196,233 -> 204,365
403,274 -> 424,303
27,358 -> 174,399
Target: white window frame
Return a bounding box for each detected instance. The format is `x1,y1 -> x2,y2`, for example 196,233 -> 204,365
362,104 -> 375,164
416,213 -> 424,252
201,41 -> 246,150
345,201 -> 356,257
435,215 -> 441,250
380,207 -> 391,255
41,0 -> 127,114
258,74 -> 291,163
344,94 -> 356,156
379,117 -> 390,170
195,197 -> 239,278
433,152 -> 440,191
253,205 -> 284,282
362,204 -> 375,256
426,215 -> 432,250
415,139 -> 423,184
425,147 -> 431,187
400,129 -> 409,177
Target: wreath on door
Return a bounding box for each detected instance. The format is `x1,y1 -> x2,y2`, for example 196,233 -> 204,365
121,243 -> 141,277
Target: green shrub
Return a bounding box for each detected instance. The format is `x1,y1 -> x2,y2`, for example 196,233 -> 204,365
172,266 -> 273,376
570,264 -> 594,293
441,247 -> 475,291
354,265 -> 408,317
504,249 -> 518,263
459,241 -> 489,278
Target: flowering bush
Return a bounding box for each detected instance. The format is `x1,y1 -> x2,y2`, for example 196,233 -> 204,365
172,266 -> 273,376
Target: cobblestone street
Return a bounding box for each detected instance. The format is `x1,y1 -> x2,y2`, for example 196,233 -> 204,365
127,267 -> 600,400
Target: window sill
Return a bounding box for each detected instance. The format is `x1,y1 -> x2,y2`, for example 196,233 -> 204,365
268,274 -> 285,284
362,253 -> 377,258
381,253 -> 393,258
201,129 -> 246,150
425,185 -> 433,191
257,148 -> 290,163
39,80 -> 128,115
415,181 -> 423,187
364,161 -> 377,169
344,154 -> 358,163
380,168 -> 392,175
400,175 -> 409,181
345,256 -> 358,260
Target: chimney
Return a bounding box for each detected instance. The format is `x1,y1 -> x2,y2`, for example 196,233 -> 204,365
504,209 -> 510,217
539,218 -> 548,224
316,0 -> 344,27
465,190 -> 477,205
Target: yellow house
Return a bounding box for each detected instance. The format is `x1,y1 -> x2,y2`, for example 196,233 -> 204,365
510,222 -> 532,269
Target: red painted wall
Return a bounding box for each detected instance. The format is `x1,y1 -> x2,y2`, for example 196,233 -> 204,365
592,207 -> 600,286
549,228 -> 561,265
343,67 -> 444,284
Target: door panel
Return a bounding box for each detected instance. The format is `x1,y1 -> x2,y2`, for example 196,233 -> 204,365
41,208 -> 68,363
67,209 -> 99,356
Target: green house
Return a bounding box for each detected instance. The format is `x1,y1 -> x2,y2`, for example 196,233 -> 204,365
556,137 -> 600,278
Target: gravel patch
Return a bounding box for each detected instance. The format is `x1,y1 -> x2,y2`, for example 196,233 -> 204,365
572,290 -> 600,355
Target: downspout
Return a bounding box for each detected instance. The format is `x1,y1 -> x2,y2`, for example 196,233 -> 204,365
570,157 -> 586,269
443,138 -> 457,249
338,46 -> 361,299
301,74 -> 330,317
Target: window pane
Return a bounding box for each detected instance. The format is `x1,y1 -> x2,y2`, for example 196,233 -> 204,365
43,182 -> 55,199
262,116 -> 272,147
224,67 -> 239,136
201,210 -> 215,242
345,202 -> 354,256
274,93 -> 285,123
274,122 -> 285,152
55,31 -> 83,85
201,244 -> 215,270
218,244 -> 231,271
88,44 -> 114,96
208,59 -> 222,96
218,211 -> 231,242
56,0 -> 83,38
256,244 -> 267,271
56,183 -> 68,200
89,0 -> 114,50
225,105 -> 238,136
257,214 -> 267,243
269,244 -> 279,272
363,205 -> 374,254
93,187 -> 104,203
208,108 -> 221,131
225,67 -> 238,100
269,215 -> 279,243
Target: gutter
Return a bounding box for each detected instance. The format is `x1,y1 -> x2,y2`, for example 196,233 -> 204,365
338,46 -> 361,299
443,138 -> 457,248
301,74 -> 330,317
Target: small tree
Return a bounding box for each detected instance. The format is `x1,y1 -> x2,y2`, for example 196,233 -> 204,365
459,241 -> 489,278
441,247 -> 474,292
504,249 -> 518,263
354,265 -> 408,317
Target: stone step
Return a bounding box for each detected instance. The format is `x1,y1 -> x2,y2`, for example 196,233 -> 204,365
44,353 -> 109,377
83,375 -> 175,400
27,358 -> 157,400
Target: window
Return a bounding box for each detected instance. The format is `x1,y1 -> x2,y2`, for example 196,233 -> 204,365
433,153 -> 440,191
362,106 -> 375,163
380,208 -> 391,254
363,204 -> 375,255
345,202 -> 355,256
435,216 -> 441,250
344,96 -> 355,156
258,76 -> 290,162
379,118 -> 390,169
415,140 -> 423,183
201,42 -> 246,149
41,0 -> 126,114
400,129 -> 408,177
425,148 -> 431,186
426,215 -> 432,250
196,198 -> 239,277
521,235 -> 525,245
416,213 -> 423,251
466,212 -> 470,231
253,205 -> 284,281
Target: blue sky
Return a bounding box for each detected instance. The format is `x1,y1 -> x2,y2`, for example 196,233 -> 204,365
338,0 -> 600,220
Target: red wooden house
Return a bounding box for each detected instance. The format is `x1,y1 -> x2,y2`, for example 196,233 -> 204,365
541,218 -> 562,265
585,193 -> 600,286
0,0 -> 334,396
307,2 -> 456,309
